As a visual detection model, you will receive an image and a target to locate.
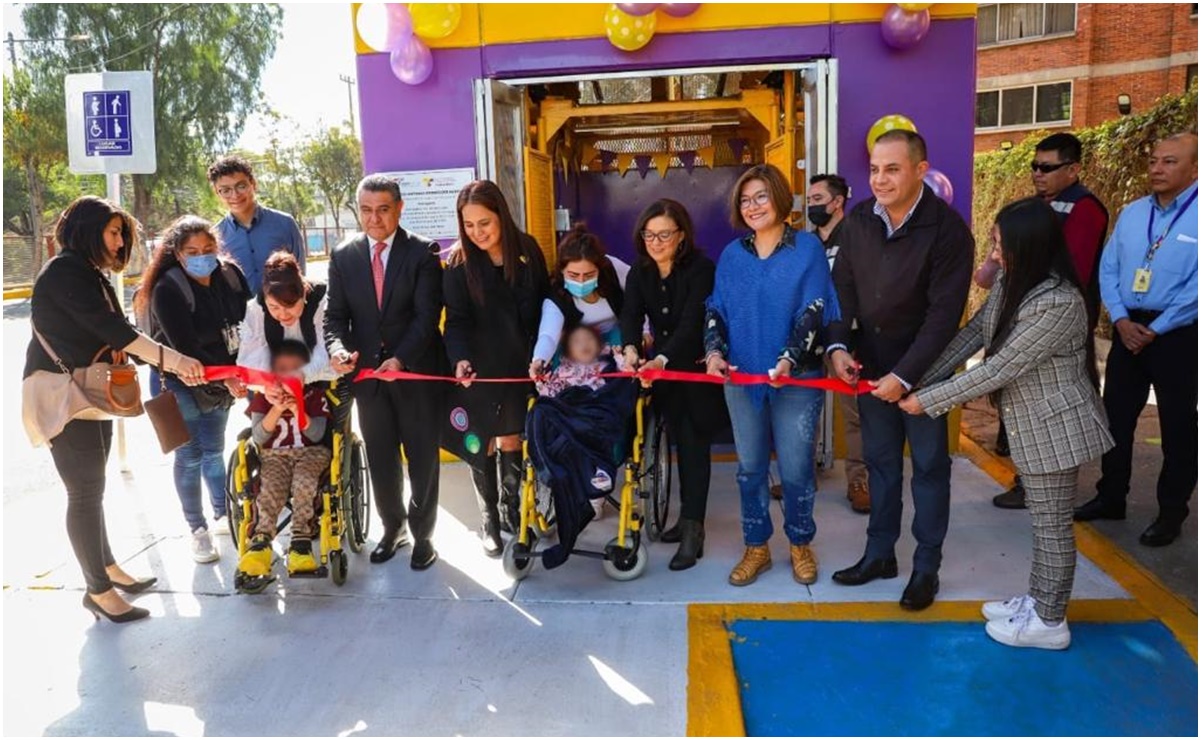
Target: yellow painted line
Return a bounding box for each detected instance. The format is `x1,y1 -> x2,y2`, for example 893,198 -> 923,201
688,604 -> 745,737
959,431 -> 1197,661
4,286 -> 32,300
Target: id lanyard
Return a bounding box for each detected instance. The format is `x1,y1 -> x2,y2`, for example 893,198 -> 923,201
1142,188 -> 1198,266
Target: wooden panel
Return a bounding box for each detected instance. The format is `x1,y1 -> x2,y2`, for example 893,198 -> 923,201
523,146 -> 556,268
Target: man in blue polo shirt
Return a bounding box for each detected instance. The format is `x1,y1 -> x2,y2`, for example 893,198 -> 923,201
209,155 -> 306,295
1075,132 -> 1198,547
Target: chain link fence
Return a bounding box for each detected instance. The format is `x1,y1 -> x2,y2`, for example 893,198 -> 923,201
3,234 -> 47,288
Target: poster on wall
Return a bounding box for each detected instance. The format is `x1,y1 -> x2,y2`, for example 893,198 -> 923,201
379,167 -> 476,241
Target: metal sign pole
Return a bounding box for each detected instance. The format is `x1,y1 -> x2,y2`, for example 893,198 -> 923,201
107,172 -> 130,473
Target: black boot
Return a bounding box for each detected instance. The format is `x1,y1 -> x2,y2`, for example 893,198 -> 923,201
669,519 -> 705,571
470,455 -> 503,558
499,450 -> 523,536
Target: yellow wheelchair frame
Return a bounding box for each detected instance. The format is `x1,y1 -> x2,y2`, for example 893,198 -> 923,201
502,391 -> 666,581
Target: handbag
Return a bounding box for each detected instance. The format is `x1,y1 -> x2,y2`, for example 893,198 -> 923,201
143,345 -> 192,454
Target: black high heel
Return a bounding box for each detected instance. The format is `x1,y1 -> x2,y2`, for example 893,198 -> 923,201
82,593 -> 150,623
112,577 -> 158,595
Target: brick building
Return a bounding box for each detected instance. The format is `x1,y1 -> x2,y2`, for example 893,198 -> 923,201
975,3 -> 1198,152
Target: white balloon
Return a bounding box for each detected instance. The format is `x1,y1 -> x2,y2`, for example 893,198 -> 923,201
356,3 -> 392,52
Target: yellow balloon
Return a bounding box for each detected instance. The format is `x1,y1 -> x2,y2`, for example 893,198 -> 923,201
410,3 -> 461,40
866,114 -> 918,153
605,4 -> 657,52
897,3 -> 933,10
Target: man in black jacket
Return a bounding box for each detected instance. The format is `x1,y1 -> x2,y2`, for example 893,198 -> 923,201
325,174 -> 446,569
827,130 -> 974,610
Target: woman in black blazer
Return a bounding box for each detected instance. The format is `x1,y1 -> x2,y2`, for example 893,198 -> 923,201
24,196 -> 205,623
620,199 -> 728,571
444,180 -> 550,556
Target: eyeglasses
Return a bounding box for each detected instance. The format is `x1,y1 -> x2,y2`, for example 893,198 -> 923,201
641,229 -> 680,244
739,192 -> 772,209
216,182 -> 252,198
1030,161 -> 1074,174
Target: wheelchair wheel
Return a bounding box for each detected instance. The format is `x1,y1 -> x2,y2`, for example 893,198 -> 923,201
502,532 -> 536,581
330,549 -> 348,586
642,411 -> 673,542
346,437 -> 371,553
225,448 -> 245,548
602,535 -> 649,581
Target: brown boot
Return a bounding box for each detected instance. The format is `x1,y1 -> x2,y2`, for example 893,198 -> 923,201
790,544 -> 818,585
728,545 -> 772,586
847,478 -> 870,514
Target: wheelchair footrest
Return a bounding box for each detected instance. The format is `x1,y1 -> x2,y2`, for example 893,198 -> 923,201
235,574 -> 276,595
288,566 -> 329,579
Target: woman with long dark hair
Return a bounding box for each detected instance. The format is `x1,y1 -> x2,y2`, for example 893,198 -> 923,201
135,215 -> 251,564
900,197 -> 1113,650
24,196 -> 205,623
620,199 -> 727,571
444,180 -> 550,555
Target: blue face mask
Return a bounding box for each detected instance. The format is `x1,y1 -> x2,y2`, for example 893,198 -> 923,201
183,253 -> 218,278
564,277 -> 598,298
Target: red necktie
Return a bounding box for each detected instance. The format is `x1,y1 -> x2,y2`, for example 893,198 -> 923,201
372,242 -> 386,309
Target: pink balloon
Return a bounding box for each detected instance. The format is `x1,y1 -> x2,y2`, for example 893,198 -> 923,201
881,5 -> 931,50
616,3 -> 660,16
660,3 -> 700,17
924,168 -> 954,205
390,36 -> 433,85
385,4 -> 414,51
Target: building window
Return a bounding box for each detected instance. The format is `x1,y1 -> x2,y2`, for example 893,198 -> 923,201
1188,64 -> 1198,91
976,81 -> 1073,130
977,3 -> 1076,47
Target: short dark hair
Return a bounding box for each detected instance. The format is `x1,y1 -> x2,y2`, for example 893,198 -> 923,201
207,155 -> 254,184
357,174 -> 402,203
1035,133 -> 1083,164
632,198 -> 699,266
55,195 -> 138,271
809,174 -> 849,202
730,164 -> 794,230
271,338 -> 312,366
873,129 -> 928,163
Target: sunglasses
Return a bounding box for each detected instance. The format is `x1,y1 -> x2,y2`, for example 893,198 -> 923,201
1030,161 -> 1074,174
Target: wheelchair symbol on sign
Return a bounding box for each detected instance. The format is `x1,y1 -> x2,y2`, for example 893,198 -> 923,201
89,120 -> 103,137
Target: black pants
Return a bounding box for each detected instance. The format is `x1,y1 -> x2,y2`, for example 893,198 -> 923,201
355,379 -> 443,543
1096,321 -> 1198,521
667,409 -> 714,523
859,394 -> 952,573
50,419 -> 116,594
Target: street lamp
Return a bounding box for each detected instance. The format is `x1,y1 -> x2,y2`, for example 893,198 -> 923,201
5,32 -> 92,66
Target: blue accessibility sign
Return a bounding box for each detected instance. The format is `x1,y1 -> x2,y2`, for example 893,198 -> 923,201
83,90 -> 132,157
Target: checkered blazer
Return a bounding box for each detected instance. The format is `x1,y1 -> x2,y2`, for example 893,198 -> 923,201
916,276 -> 1114,474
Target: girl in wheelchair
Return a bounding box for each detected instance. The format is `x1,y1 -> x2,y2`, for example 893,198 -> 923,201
237,340 -> 333,578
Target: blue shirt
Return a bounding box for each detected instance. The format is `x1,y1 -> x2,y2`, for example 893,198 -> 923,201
1099,182 -> 1198,335
215,205 -> 306,295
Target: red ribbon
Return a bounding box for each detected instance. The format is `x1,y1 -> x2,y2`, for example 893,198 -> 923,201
203,366 -> 308,428
354,367 -> 871,395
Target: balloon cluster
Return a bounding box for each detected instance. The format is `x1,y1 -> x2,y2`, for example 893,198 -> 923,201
605,3 -> 700,52
356,4 -> 463,85
865,113 -> 954,205
880,3 -> 932,51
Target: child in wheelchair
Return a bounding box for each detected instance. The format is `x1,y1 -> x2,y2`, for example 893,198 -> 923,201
237,340 -> 333,578
535,325 -> 622,398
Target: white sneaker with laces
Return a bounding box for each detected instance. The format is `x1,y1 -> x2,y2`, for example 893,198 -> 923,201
985,604 -> 1071,650
191,526 -> 220,564
982,594 -> 1034,621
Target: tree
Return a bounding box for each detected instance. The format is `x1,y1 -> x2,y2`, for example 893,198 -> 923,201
3,66 -> 65,272
253,111 -> 320,237
22,3 -> 284,252
301,125 -> 363,232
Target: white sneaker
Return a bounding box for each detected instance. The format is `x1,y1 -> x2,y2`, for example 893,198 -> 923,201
982,594 -> 1034,621
212,514 -> 231,536
191,526 -> 220,564
985,605 -> 1071,650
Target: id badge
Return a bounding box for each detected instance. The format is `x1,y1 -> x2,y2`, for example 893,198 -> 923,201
1132,268 -> 1152,294
222,324 -> 241,354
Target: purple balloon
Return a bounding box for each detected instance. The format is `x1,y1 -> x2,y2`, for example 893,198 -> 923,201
617,3 -> 660,16
385,4 -> 414,51
924,168 -> 954,205
660,3 -> 700,17
881,5 -> 931,50
390,36 -> 433,86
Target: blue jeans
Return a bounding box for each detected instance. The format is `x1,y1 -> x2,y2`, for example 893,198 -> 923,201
724,379 -> 824,546
152,370 -> 229,532
858,393 -> 951,573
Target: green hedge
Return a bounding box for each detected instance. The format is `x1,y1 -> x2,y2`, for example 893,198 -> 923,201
970,83 -> 1198,326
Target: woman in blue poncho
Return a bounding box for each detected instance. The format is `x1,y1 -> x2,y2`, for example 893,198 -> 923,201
704,164 -> 840,588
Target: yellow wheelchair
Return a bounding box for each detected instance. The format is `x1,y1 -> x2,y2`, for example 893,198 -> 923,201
224,380 -> 370,593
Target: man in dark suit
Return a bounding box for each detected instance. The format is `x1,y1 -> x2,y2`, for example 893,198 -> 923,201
325,174 -> 445,569
827,130 -> 974,610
